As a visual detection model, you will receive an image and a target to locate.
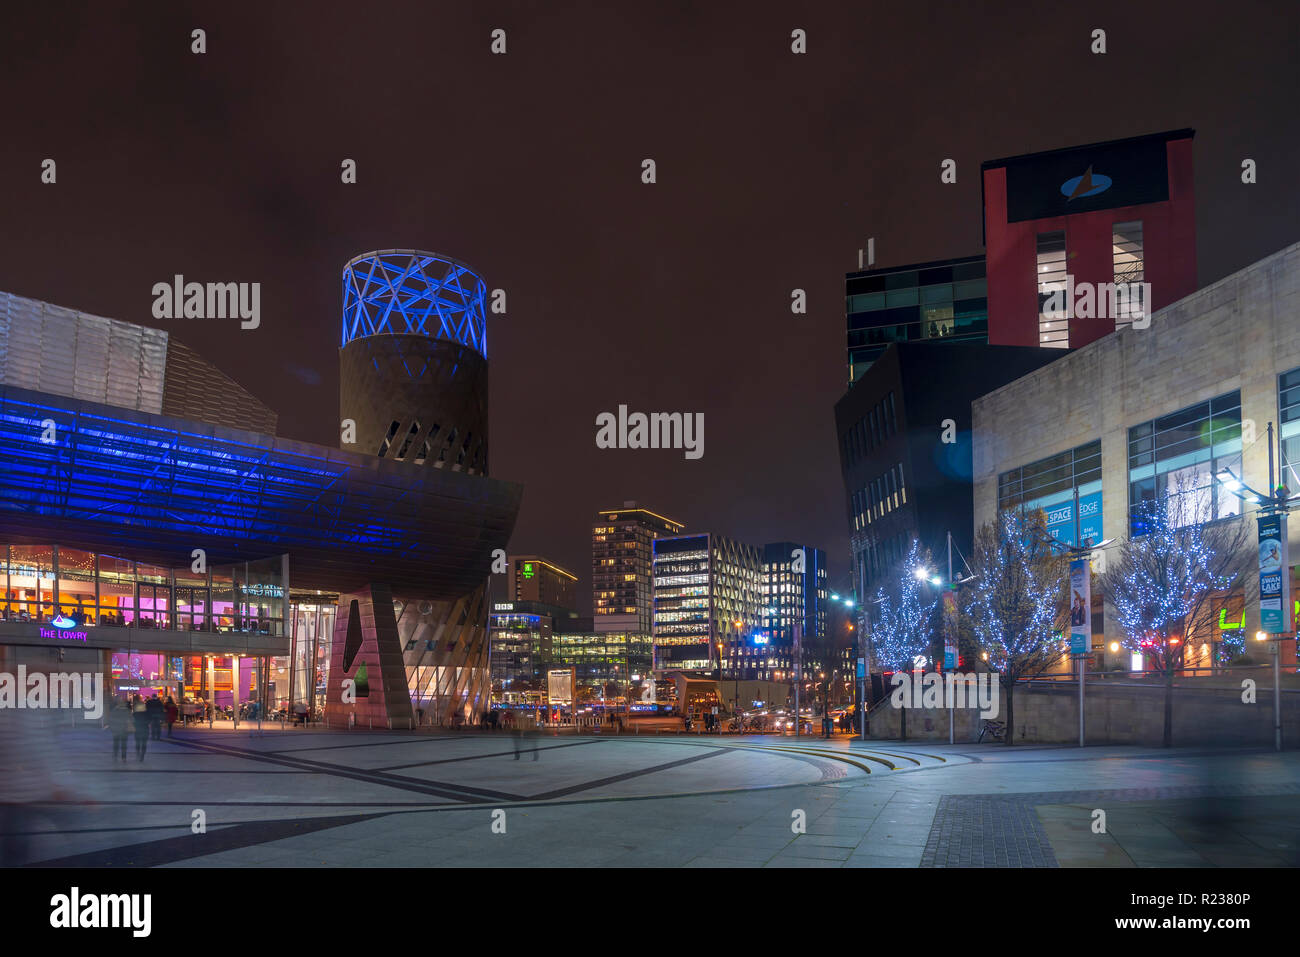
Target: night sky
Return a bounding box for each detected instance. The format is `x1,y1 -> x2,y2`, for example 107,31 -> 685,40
2,2 -> 1297,611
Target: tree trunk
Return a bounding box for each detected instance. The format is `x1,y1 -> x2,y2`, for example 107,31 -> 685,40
1004,676 -> 1015,746
1163,655 -> 1174,748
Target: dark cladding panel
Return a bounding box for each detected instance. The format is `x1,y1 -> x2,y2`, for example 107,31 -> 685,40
997,136 -> 1173,223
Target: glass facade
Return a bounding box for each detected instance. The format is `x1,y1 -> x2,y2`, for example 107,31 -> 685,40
1127,391 -> 1243,532
744,544 -> 828,682
652,533 -> 762,671
285,598 -> 336,715
1280,367 -> 1300,493
0,543 -> 287,634
489,610 -> 553,687
845,257 -> 988,381
998,440 -> 1103,546
550,632 -> 651,695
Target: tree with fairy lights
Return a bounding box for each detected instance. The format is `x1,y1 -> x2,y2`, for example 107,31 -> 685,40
1099,482 -> 1251,747
965,508 -> 1069,744
868,540 -> 939,672
867,541 -> 939,740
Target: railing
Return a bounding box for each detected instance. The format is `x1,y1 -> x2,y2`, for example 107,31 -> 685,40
1017,663 -> 1291,685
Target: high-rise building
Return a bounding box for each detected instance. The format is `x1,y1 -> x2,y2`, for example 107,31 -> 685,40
836,343 -> 1063,599
838,130 -> 1200,604
742,542 -> 828,681
846,130 -> 1198,380
507,556 -> 577,611
592,503 -> 684,634
652,533 -> 761,672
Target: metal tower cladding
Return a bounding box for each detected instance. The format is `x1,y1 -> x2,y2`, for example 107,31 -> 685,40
327,249 -> 510,730
339,250 -> 491,474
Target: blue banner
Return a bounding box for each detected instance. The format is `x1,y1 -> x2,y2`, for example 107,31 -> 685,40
1043,492 -> 1103,548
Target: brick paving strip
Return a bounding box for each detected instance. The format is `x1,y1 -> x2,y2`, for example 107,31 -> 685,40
921,782 -> 1300,867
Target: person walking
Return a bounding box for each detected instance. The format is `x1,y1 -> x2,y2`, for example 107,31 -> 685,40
131,694 -> 150,761
146,694 -> 164,740
108,698 -> 130,762
164,696 -> 179,737
512,722 -> 538,761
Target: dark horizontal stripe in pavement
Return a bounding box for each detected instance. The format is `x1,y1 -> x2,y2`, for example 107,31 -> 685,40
167,737 -> 524,803
61,768 -> 313,774
376,738 -> 604,770
27,811 -> 389,868
527,747 -> 730,800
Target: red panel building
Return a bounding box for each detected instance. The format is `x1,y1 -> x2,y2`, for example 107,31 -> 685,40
981,129 -> 1197,350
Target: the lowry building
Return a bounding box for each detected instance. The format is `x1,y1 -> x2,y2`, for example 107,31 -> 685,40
0,249 -> 522,727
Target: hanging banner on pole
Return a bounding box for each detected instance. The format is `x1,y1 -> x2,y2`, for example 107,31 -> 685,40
1258,513 -> 1290,634
942,589 -> 958,669
1068,558 -> 1091,654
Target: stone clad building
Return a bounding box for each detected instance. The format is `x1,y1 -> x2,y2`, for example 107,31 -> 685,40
973,241 -> 1300,662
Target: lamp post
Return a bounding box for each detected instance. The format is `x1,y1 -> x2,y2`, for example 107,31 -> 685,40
1037,488 -> 1116,748
732,619 -> 742,730
1217,421 -> 1299,752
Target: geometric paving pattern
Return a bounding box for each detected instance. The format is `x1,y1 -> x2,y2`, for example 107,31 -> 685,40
921,782 -> 1300,867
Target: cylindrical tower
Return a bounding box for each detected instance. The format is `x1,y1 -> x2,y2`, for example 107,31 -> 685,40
339,249 -> 490,474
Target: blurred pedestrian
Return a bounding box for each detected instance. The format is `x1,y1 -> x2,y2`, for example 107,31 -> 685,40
108,698 -> 130,761
146,694 -> 163,740
131,694 -> 149,760
164,696 -> 178,737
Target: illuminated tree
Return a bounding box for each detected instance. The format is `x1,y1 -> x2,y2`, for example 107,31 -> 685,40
868,540 -> 938,672
1100,489 -> 1250,747
965,509 -> 1069,745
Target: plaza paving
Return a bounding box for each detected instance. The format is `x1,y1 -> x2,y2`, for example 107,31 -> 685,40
4,726 -> 1299,868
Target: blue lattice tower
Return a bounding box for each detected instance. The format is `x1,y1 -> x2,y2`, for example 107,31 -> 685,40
338,250 -> 490,474
333,250 -> 502,728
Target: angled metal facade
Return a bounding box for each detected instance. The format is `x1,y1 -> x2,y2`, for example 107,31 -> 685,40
0,290 -> 167,414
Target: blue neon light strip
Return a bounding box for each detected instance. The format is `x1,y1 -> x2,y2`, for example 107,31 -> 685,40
341,251 -> 488,356
0,387 -> 520,579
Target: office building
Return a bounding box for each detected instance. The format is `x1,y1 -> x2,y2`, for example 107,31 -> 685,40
845,254 -> 989,382
488,599 -> 576,688
592,503 -> 684,634
507,556 -> 578,611
721,542 -> 827,682
836,342 -> 1062,598
652,532 -> 761,672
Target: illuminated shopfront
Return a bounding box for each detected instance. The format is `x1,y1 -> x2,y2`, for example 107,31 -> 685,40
0,543 -> 287,635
